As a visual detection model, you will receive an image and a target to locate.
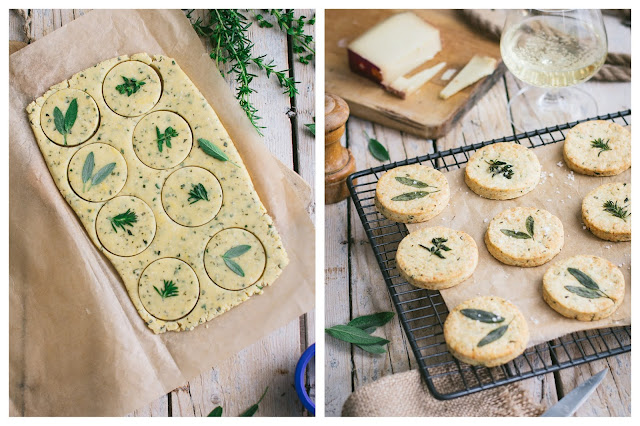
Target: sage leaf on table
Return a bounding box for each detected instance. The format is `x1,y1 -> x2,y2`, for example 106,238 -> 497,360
460,309 -> 505,324
53,98 -> 78,145
208,406 -> 223,417
239,387 -> 269,417
391,190 -> 439,201
198,138 -> 240,167
357,343 -> 388,354
395,176 -> 434,188
347,312 -> 395,332
365,131 -> 389,162
478,323 -> 509,347
325,324 -> 390,346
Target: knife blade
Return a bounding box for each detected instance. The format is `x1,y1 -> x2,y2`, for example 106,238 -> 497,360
541,369 -> 608,417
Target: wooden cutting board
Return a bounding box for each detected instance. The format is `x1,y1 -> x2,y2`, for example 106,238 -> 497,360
326,9 -> 505,139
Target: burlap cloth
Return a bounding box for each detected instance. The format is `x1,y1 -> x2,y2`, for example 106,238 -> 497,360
342,369 -> 545,417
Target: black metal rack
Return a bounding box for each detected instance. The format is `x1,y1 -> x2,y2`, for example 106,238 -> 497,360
346,110 -> 631,400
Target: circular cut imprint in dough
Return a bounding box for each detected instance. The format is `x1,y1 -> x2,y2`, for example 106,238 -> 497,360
68,143 -> 128,202
96,196 -> 156,256
162,167 -> 223,227
133,111 -> 193,169
204,229 -> 266,291
40,88 -> 99,147
138,258 -> 200,321
103,60 -> 162,117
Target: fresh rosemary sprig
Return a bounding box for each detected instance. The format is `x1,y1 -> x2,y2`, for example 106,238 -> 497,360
486,159 -> 514,179
222,245 -> 252,277
266,9 -> 316,64
154,280 -> 179,299
115,76 -> 146,96
81,151 -> 116,192
53,98 -> 78,146
109,209 -> 137,235
188,183 -> 209,204
590,138 -> 611,156
603,200 -> 630,221
419,237 -> 451,259
156,126 -> 178,152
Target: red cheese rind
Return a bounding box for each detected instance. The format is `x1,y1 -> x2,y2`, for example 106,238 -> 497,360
348,49 -> 384,84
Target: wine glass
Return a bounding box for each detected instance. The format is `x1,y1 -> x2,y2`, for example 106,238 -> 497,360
501,9 -> 608,131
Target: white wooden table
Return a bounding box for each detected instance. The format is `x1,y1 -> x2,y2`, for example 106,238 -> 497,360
10,8 -> 315,417
325,12 -> 630,417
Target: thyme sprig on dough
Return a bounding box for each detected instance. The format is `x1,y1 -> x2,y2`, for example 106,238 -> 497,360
486,159 -> 514,179
501,216 -> 535,239
221,245 -> 252,277
590,137 -> 611,156
603,200 -> 630,221
155,126 -> 178,152
419,237 -> 451,259
154,280 -> 179,299
115,76 -> 146,96
188,183 -> 210,204
109,209 -> 137,235
53,98 -> 78,146
565,267 -> 612,300
81,151 -> 117,192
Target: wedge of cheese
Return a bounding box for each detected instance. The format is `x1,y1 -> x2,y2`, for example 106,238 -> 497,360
439,55 -> 497,100
348,12 -> 441,86
386,62 -> 446,99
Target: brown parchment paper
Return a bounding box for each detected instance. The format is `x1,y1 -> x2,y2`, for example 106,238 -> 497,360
9,10 -> 315,417
407,141 -> 630,347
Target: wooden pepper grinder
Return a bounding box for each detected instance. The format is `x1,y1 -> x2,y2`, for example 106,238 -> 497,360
325,93 -> 356,204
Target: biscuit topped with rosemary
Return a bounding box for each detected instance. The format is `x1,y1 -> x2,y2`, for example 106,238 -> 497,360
375,164 -> 450,223
582,182 -> 631,242
444,296 -> 529,367
543,255 -> 625,321
464,142 -> 541,200
485,207 -> 564,267
396,226 -> 478,290
563,121 -> 631,176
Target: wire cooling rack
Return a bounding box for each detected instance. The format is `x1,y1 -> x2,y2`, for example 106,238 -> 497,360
347,110 -> 631,400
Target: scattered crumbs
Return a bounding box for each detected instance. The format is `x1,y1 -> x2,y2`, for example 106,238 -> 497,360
556,161 -> 564,167
555,190 -> 560,194
567,195 -> 571,199
549,172 -> 554,177
483,218 -> 488,223
205,324 -> 209,329
547,199 -> 552,202
560,199 -> 565,203
605,245 -> 612,249
541,225 -> 551,236
582,225 -> 587,230
85,308 -> 91,315
618,263 -> 624,268
539,170 -> 547,184
567,171 -> 575,181
441,68 -> 457,81
337,38 -> 348,48
529,317 -> 540,325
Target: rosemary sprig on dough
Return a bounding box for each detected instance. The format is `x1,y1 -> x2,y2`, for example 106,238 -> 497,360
156,126 -> 178,152
603,200 -> 630,221
53,98 -> 78,145
188,183 -> 210,204
419,237 -> 451,259
109,209 -> 137,235
221,245 -> 252,277
154,280 -> 179,299
115,76 -> 146,96
501,216 -> 535,239
590,137 -> 611,156
565,267 -> 612,300
486,159 -> 514,179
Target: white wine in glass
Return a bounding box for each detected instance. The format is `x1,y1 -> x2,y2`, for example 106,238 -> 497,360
501,9 -> 607,131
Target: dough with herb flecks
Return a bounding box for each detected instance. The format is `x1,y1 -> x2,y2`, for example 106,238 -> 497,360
582,182 -> 630,242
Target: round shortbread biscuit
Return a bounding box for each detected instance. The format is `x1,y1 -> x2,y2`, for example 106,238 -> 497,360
396,226 -> 478,290
542,255 -> 625,321
103,60 -> 162,117
485,207 -> 564,267
375,164 -> 450,223
444,296 -> 529,367
582,182 -> 630,242
563,121 -> 631,176
465,143 -> 541,200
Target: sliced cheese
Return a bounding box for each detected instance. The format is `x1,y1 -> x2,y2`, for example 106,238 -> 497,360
439,55 -> 497,100
386,62 -> 446,98
441,68 -> 457,81
348,12 -> 441,85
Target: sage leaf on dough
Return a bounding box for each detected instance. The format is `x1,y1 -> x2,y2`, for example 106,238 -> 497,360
526,215 -> 535,237
325,324 -> 390,346
53,98 -> 78,145
500,229 -> 532,239
391,191 -> 439,201
365,131 -> 389,162
567,267 -> 600,290
478,324 -> 509,347
460,309 -> 505,324
347,312 -> 395,331
91,163 -> 116,186
198,138 -> 240,167
564,285 -> 604,299
223,258 -> 245,277
395,176 -> 434,188
223,245 -> 252,258
82,152 -> 95,184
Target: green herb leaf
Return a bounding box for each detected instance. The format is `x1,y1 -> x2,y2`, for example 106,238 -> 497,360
109,209 -> 137,235
347,312 -> 395,331
305,118 -> 315,135
365,131 -> 389,162
590,138 -> 611,156
526,215 -> 535,237
198,138 -> 240,167
603,200 -> 630,221
564,285 -> 603,299
153,280 -> 179,299
391,191 -> 439,201
478,324 -> 509,347
53,107 -> 65,136
223,258 -> 245,277
156,126 -> 178,152
82,152 -> 95,184
91,162 -> 116,186
64,98 -> 78,133
239,387 -> 268,417
115,76 -> 146,96
486,159 -> 514,179
460,309 -> 505,323
207,406 -> 223,417
187,183 -> 209,204
419,237 -> 451,259
395,176 -> 434,188
500,229 -> 532,239
223,245 -> 252,258
567,267 -> 600,290
325,324 -> 391,346
356,343 -> 388,354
